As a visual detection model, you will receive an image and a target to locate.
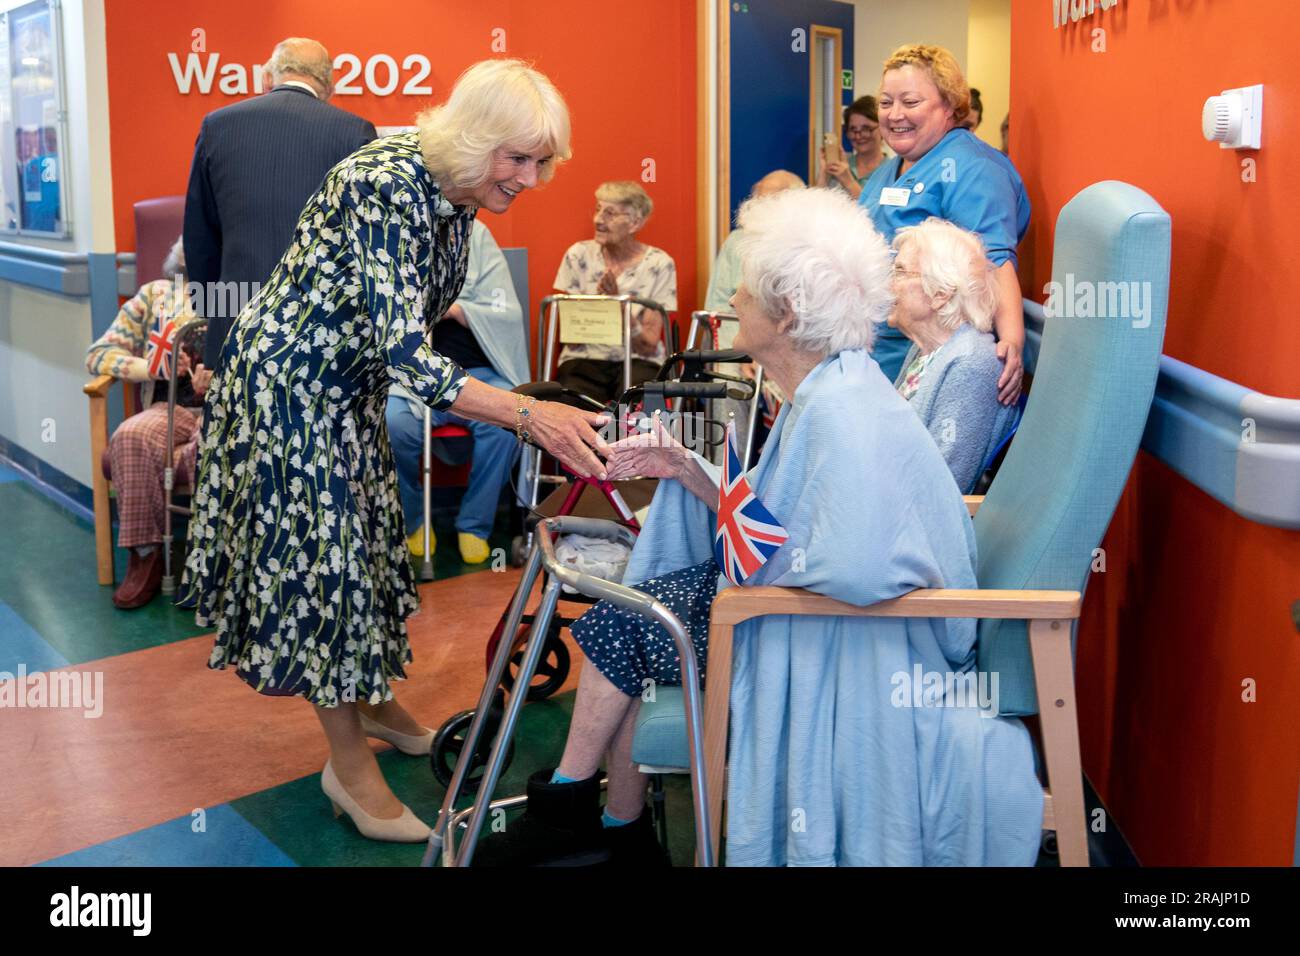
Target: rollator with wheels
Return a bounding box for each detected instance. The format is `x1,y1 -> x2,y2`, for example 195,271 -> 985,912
423,515 -> 716,868
427,356 -> 761,788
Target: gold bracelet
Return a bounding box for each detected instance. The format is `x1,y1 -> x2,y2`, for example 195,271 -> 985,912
515,395 -> 537,443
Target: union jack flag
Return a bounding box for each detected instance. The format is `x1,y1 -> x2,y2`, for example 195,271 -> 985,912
714,420 -> 788,586
146,319 -> 178,379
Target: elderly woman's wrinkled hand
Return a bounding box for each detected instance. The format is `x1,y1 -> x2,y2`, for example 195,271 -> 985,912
605,413 -> 689,481
995,339 -> 1024,405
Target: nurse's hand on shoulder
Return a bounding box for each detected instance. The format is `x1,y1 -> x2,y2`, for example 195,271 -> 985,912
996,340 -> 1024,405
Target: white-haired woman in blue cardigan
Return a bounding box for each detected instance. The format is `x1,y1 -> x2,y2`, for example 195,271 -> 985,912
890,217 -> 1021,492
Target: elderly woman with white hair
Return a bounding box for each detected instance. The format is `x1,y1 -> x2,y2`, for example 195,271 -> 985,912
552,180 -> 677,402
477,188 -> 1043,867
891,218 -> 1021,492
85,238 -> 211,609
180,59 -> 611,844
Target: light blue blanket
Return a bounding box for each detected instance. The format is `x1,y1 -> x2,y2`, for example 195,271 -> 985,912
625,348 -> 1043,866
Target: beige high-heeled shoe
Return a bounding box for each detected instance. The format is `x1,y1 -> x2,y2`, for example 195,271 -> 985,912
321,761 -> 431,843
359,713 -> 435,756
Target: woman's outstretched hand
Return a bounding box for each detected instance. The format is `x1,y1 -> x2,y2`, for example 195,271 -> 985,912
528,400 -> 611,479
447,375 -> 610,478
604,413 -> 689,481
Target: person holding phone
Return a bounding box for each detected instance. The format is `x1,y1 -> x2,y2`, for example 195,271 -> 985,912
818,95 -> 886,200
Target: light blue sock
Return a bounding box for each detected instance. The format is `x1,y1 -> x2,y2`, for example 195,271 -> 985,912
602,810 -> 635,828
550,771 -> 578,784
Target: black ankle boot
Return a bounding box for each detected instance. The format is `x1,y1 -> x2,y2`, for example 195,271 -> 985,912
471,770 -> 611,867
603,812 -> 671,867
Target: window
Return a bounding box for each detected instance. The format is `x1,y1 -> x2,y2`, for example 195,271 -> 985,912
808,24 -> 843,184
0,0 -> 68,236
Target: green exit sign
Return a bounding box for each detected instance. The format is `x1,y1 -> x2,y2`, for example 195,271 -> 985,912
841,69 -> 853,90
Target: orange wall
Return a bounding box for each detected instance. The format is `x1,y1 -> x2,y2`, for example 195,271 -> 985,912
1012,0 -> 1300,864
103,0 -> 699,360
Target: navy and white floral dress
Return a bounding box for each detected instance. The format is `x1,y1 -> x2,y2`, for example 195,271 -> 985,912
181,132 -> 473,707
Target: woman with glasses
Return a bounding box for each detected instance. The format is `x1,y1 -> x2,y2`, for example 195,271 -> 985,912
890,218 -> 1020,493
818,96 -> 886,201
551,181 -> 677,402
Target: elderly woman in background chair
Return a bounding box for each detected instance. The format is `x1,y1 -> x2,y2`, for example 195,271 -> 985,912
891,218 -> 1020,493
477,187 -> 1042,867
552,181 -> 677,402
85,238 -> 212,609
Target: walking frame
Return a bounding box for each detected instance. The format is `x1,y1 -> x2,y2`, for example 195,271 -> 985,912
424,515 -> 716,868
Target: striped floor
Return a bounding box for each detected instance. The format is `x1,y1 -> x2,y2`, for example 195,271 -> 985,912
0,467 -> 697,867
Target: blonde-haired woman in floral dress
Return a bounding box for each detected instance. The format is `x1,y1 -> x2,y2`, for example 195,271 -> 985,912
181,59 -> 609,843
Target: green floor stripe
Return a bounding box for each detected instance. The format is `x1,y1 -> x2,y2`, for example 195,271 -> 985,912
0,474 -> 518,665
0,482 -> 207,664
230,690 -> 699,866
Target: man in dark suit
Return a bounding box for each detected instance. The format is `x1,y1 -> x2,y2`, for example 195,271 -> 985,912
184,37 -> 376,370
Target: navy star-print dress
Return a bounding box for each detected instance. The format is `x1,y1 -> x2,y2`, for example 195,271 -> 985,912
180,132 -> 475,707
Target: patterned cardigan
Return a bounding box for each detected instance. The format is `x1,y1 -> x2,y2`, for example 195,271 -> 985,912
86,279 -> 198,407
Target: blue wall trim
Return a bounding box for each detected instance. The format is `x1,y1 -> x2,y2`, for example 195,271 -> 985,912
88,252 -> 129,435
0,240 -> 91,295
0,437 -> 95,520
1023,299 -> 1300,529
117,252 -> 137,296
88,252 -> 122,340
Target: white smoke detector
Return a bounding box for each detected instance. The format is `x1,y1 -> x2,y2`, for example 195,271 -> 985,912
1202,85 -> 1263,150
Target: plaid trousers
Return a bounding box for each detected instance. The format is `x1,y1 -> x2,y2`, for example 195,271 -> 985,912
108,402 -> 200,549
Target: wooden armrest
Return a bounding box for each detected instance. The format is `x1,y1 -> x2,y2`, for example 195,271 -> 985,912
83,374 -> 117,398
710,586 -> 1082,626
964,495 -> 984,516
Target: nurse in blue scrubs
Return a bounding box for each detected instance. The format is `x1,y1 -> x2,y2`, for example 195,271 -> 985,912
859,44 -> 1029,403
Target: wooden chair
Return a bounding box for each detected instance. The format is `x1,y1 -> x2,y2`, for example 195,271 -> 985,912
632,181 -> 1172,866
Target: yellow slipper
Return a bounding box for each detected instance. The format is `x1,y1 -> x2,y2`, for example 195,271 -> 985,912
407,528 -> 435,557
458,532 -> 490,564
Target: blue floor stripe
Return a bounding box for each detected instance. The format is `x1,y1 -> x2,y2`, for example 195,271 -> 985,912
36,804 -> 298,867
0,600 -> 70,674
